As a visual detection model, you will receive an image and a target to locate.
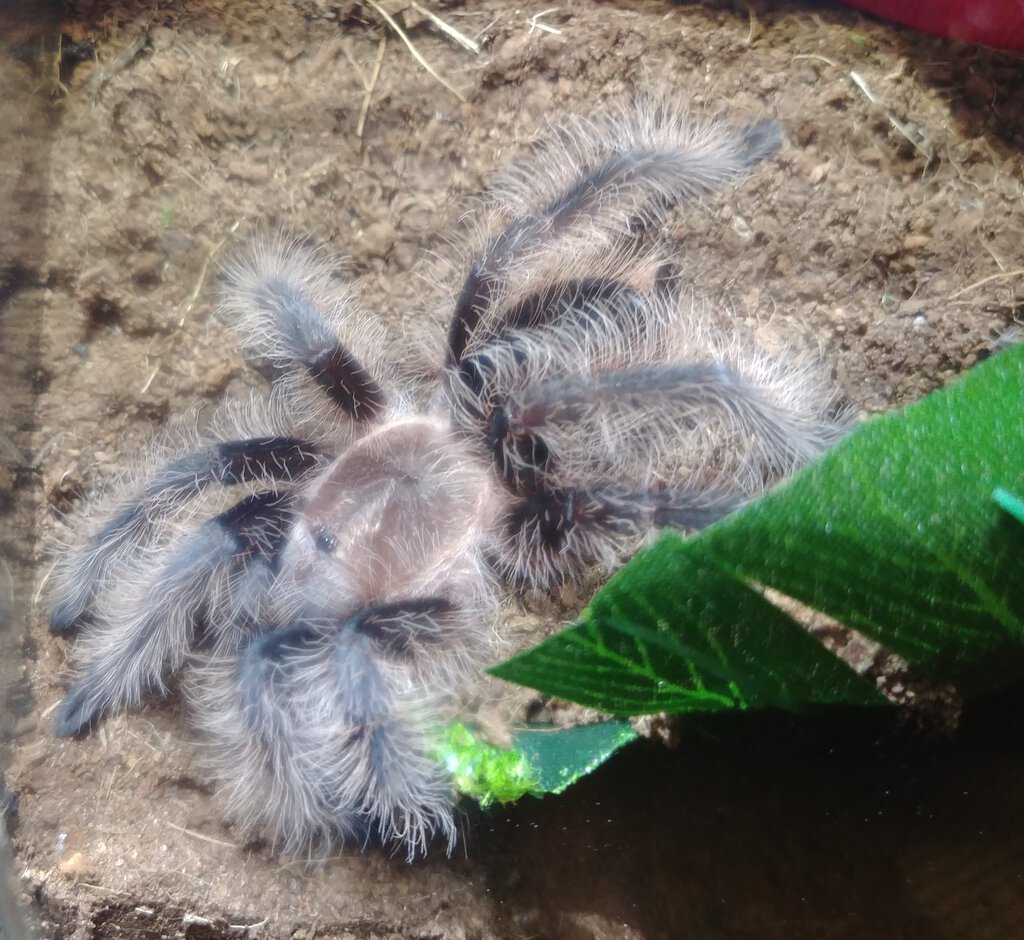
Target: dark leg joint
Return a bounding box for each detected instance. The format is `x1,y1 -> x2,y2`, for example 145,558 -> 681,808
351,598 -> 460,661
309,347 -> 387,422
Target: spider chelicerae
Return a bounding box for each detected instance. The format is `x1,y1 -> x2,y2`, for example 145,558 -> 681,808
48,97 -> 845,859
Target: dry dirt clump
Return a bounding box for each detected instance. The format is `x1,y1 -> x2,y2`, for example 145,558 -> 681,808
1,0 -> 1022,937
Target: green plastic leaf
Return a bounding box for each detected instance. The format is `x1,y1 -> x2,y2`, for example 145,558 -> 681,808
491,537 -> 887,715
512,720 -> 638,795
995,487 -> 1024,525
439,721 -> 638,802
493,345 -> 1024,713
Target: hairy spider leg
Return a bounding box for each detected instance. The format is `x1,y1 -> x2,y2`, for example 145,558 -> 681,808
456,298 -> 844,585
348,597 -> 476,673
218,235 -> 392,422
443,108 -> 789,504
485,355 -> 847,586
445,114 -> 782,368
492,362 -> 844,485
194,599 -> 467,860
54,490 -> 298,737
248,277 -> 387,421
499,483 -> 743,587
452,286 -> 653,492
49,438 -> 325,636
483,366 -> 801,583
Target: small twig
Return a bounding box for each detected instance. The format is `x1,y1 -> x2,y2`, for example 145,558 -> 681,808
474,17 -> 500,45
76,882 -> 135,897
34,28 -> 68,98
180,221 -> 241,323
0,557 -> 12,613
139,364 -> 160,395
299,157 -> 335,180
357,34 -> 387,139
791,52 -> 840,68
218,55 -> 242,102
229,918 -> 270,931
410,1 -> 481,53
82,32 -> 150,96
166,821 -> 237,848
135,224 -> 240,395
744,7 -> 759,45
0,428 -> 25,464
33,560 -> 56,607
528,8 -> 562,35
792,57 -> 934,163
848,69 -> 881,104
340,40 -> 369,88
175,165 -> 216,196
948,268 -> 1024,300
31,433 -> 61,468
364,0 -> 466,102
849,70 -> 932,161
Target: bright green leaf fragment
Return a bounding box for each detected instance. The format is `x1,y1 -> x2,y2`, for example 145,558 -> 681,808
440,721 -> 638,802
995,487 -> 1024,525
438,723 -> 538,806
492,345 -> 1024,714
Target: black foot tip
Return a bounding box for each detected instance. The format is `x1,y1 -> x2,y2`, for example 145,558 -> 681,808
738,120 -> 783,167
53,686 -> 101,738
48,601 -> 90,636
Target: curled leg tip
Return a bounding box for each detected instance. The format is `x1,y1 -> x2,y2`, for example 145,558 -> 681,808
53,684 -> 103,738
48,601 -> 88,636
737,119 -> 783,167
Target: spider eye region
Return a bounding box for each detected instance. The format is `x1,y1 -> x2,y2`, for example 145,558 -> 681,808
313,524 -> 338,553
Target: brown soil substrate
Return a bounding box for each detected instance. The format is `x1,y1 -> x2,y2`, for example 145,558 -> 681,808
1,0 -> 1022,936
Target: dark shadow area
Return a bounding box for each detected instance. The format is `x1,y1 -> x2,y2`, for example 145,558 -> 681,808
474,690 -> 1024,939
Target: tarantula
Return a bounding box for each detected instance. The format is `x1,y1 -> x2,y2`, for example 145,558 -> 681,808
48,97 -> 845,860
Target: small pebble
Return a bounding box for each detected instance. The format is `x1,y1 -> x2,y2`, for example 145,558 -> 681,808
58,851 -> 97,882
902,233 -> 931,251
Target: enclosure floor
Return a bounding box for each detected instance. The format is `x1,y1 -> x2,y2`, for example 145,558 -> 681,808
2,0 -> 1022,936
